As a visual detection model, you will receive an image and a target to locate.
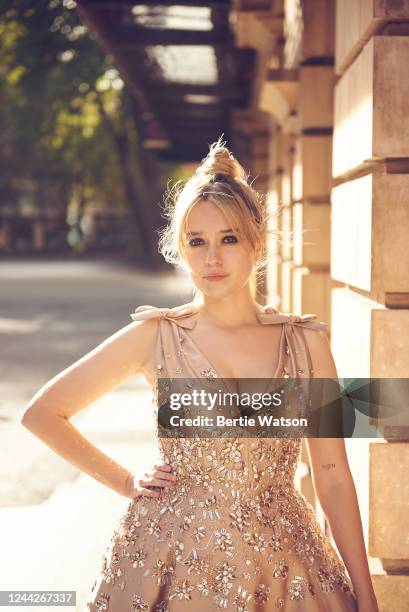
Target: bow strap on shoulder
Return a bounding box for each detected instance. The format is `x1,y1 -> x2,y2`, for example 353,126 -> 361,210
257,307 -> 328,331
130,303 -> 198,330
130,303 -> 327,332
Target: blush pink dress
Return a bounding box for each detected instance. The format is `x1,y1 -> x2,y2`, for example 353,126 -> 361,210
86,302 -> 358,611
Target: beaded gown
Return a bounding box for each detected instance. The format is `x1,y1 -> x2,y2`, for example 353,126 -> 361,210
86,303 -> 358,611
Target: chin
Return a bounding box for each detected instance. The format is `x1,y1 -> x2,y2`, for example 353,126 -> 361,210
200,283 -> 240,299
203,288 -> 230,298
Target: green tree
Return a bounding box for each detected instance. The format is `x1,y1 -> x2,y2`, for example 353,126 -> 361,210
0,0 -> 167,262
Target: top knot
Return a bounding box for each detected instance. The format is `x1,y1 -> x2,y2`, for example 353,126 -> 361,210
195,134 -> 246,182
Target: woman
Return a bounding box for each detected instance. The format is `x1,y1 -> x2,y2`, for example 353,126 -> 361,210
21,137 -> 379,611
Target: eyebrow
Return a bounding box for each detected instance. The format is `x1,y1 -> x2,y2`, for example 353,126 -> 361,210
185,228 -> 237,237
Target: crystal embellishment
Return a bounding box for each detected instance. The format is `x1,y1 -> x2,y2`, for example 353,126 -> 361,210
200,367 -> 217,379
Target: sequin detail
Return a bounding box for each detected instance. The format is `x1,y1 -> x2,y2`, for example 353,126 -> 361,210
200,367 -> 217,380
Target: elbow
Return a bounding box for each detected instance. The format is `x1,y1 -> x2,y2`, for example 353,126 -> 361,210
20,404 -> 54,430
21,407 -> 40,429
21,405 -> 69,429
21,406 -> 68,441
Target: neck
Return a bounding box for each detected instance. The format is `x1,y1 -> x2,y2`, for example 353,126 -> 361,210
197,288 -> 263,329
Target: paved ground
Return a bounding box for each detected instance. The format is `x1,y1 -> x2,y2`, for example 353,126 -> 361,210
0,256 -> 192,611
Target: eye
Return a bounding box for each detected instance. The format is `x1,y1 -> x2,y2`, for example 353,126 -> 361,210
187,235 -> 238,247
222,235 -> 238,243
188,238 -> 204,247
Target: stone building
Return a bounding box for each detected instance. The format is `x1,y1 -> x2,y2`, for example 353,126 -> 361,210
230,1 -> 409,608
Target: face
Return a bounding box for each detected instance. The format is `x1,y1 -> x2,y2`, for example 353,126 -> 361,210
181,200 -> 257,298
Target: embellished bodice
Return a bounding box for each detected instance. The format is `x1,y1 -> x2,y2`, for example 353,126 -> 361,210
129,302 -> 328,505
130,302 -> 326,384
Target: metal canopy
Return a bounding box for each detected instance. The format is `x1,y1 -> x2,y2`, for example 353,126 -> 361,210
76,0 -> 257,161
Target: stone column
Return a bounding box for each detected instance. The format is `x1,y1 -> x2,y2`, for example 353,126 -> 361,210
258,0 -> 336,323
332,1 -> 409,608
286,0 -> 335,325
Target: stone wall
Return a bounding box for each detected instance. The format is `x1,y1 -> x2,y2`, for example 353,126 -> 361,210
232,0 -> 409,608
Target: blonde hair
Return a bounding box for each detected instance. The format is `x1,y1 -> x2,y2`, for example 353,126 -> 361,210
158,135 -> 281,302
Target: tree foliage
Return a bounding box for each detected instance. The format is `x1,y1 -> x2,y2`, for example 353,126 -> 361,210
0,0 -> 128,214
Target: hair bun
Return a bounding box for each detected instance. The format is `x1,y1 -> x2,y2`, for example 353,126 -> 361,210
196,134 -> 246,182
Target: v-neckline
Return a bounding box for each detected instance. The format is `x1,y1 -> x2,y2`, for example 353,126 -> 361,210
181,314 -> 286,394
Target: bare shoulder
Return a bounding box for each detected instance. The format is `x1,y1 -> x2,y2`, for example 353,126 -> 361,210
114,315 -> 160,372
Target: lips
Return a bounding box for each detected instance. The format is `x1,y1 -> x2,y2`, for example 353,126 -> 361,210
203,274 -> 228,280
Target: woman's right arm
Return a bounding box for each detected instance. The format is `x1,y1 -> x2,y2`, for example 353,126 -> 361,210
21,317 -> 162,499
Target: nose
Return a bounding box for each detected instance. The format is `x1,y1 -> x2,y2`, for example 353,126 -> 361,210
205,243 -> 222,266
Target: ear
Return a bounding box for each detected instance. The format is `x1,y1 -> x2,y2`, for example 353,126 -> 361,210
254,232 -> 267,259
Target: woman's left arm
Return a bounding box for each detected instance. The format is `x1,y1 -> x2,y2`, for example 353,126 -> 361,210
303,328 -> 379,612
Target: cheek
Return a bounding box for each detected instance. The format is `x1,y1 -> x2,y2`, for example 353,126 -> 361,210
183,248 -> 203,271
226,245 -> 254,272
